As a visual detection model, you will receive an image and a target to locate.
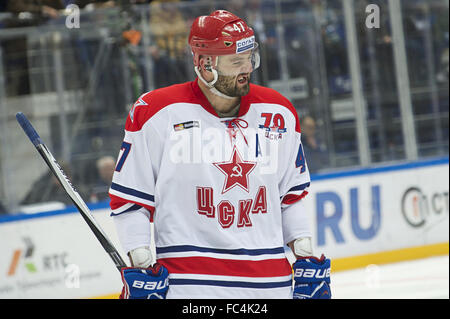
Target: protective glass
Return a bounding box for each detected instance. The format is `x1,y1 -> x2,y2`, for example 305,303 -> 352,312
214,43 -> 260,77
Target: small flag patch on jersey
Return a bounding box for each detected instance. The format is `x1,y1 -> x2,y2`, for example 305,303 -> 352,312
173,121 -> 200,131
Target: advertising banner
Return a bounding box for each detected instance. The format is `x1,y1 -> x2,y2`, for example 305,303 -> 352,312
0,209 -> 125,298
307,158 -> 449,259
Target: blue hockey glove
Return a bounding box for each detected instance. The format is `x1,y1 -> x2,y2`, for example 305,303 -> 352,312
119,263 -> 169,299
293,254 -> 331,299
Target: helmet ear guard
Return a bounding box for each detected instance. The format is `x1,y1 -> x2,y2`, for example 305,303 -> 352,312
195,54 -> 218,87
194,64 -> 218,88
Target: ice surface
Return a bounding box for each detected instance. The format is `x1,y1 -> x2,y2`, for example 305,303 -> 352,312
331,255 -> 449,299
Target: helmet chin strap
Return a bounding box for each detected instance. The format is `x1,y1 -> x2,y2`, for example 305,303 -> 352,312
194,66 -> 235,100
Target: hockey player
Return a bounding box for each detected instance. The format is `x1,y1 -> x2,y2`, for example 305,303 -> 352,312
110,10 -> 331,299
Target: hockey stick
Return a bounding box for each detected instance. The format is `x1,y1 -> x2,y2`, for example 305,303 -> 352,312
16,112 -> 127,272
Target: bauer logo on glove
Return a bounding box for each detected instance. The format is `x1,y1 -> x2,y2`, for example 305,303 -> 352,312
293,254 -> 331,299
294,264 -> 331,278
131,278 -> 169,291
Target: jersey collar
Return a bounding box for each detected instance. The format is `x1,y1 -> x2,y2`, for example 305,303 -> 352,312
190,78 -> 251,118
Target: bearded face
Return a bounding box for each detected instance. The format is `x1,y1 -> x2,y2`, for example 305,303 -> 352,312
214,73 -> 251,97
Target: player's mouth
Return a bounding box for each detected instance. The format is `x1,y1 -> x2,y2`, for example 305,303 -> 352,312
237,74 -> 249,85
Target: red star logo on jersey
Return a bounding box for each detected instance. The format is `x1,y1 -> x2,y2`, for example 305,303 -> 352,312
213,146 -> 257,194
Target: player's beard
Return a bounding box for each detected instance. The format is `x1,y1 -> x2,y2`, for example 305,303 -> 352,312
214,73 -> 250,97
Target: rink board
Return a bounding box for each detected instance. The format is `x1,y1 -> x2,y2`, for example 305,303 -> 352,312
0,157 -> 448,298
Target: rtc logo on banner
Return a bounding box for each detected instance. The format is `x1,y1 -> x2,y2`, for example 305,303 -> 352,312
6,236 -> 73,278
7,237 -> 37,276
401,186 -> 449,227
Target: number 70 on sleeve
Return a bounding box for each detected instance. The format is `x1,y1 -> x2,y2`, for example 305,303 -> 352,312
115,142 -> 132,172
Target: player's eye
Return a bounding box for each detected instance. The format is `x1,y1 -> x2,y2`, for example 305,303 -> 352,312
232,58 -> 250,66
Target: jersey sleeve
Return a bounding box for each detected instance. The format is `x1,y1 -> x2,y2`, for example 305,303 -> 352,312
279,111 -> 312,245
279,116 -> 311,208
109,95 -> 163,220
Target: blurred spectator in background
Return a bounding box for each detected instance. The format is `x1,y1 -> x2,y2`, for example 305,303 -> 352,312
321,13 -> 349,96
148,0 -> 189,88
0,200 -> 7,215
373,6 -> 397,94
434,4 -> 449,85
20,161 -> 87,206
89,155 -> 115,202
0,1 -> 7,12
436,47 -> 449,84
301,115 -> 329,173
0,36 -> 30,96
6,0 -> 64,21
74,0 -> 116,10
1,1 -> 64,96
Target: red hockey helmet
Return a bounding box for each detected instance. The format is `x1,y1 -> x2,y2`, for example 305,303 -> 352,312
189,10 -> 258,67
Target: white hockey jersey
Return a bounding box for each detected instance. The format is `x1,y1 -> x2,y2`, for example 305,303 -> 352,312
109,78 -> 312,299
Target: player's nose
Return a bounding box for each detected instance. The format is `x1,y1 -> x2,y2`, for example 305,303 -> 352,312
241,62 -> 253,74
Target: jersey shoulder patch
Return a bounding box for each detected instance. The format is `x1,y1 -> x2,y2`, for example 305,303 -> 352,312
129,93 -> 149,123
125,82 -> 195,132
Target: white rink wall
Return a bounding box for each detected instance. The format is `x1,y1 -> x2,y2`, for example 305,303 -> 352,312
305,157 -> 449,259
0,157 -> 448,299
0,205 -> 126,298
